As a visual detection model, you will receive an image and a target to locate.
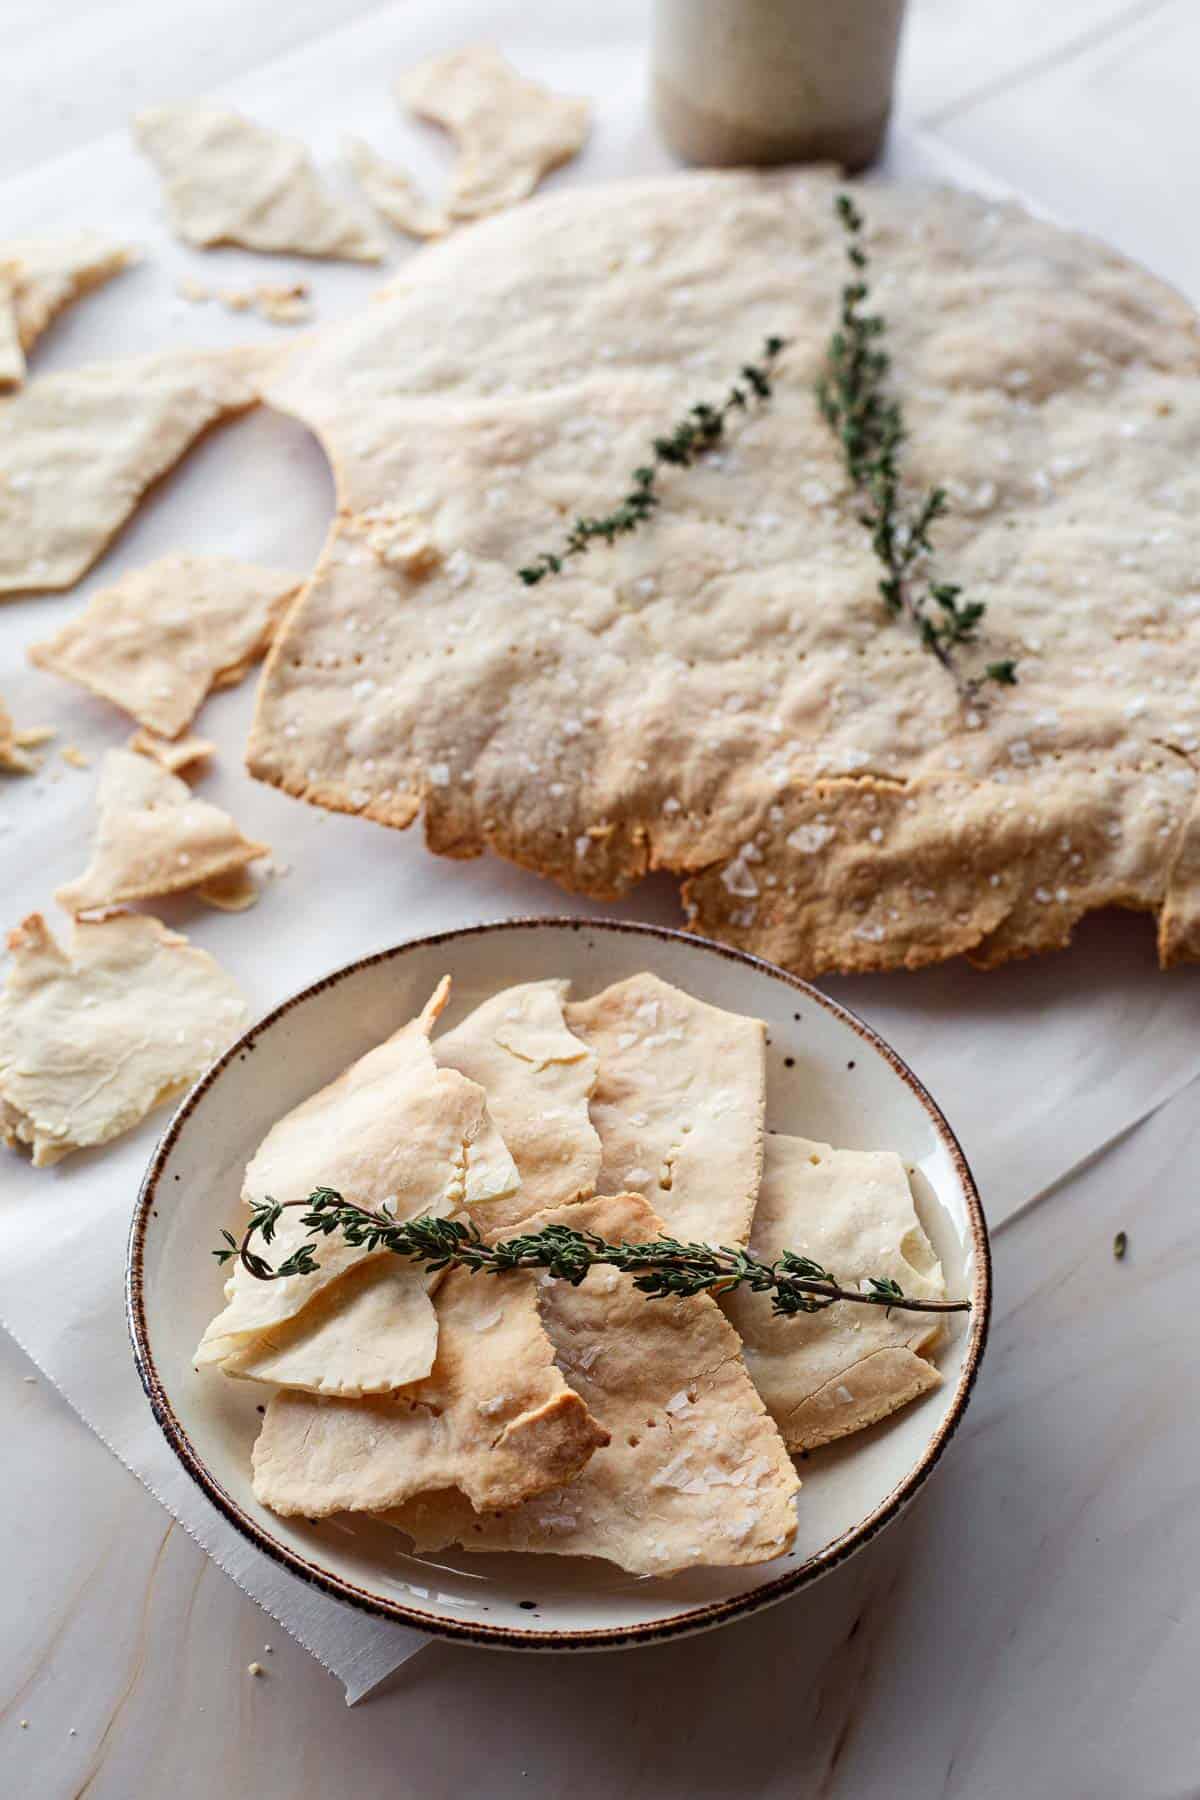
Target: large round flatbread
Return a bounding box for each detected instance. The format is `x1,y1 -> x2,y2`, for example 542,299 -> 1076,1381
249,169 -> 1200,975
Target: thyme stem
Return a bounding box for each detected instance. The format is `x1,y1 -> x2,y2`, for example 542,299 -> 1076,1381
214,1189 -> 970,1321
816,192 -> 1016,701
517,336 -> 787,585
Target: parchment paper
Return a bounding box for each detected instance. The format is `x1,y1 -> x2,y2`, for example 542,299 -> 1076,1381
1,0 -> 1197,1702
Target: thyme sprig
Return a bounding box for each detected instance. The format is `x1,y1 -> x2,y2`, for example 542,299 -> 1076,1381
817,193 -> 1016,700
214,1188 -> 969,1321
517,336 -> 787,585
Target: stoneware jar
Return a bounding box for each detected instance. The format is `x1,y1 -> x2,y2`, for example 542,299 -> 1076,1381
652,0 -> 909,172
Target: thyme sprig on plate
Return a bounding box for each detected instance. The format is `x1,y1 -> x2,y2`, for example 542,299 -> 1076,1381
214,1187 -> 970,1321
517,336 -> 787,586
817,192 -> 1017,700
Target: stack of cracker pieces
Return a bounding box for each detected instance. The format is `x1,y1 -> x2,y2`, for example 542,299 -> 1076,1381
199,970 -> 947,1576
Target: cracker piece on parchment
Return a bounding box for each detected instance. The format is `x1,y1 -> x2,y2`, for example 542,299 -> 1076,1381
0,693 -> 51,773
434,978 -> 600,1229
252,283 -> 311,326
29,554 -> 301,735
220,1258 -> 447,1397
128,727 -> 215,775
385,1192 -> 799,1573
565,973 -> 766,1246
0,233 -> 136,389
0,344 -> 262,595
135,105 -> 384,263
721,1135 -> 946,1451
342,136 -> 446,240
248,171 -> 1200,976
55,747 -> 269,915
251,1257 -> 610,1515
192,865 -> 260,912
0,911 -> 246,1166
197,979 -> 520,1392
397,44 -> 589,219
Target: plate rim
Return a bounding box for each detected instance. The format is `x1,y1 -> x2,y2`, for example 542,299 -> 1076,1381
126,915 -> 992,1652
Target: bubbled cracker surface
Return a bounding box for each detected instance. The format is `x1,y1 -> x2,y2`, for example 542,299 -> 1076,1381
250,170 -> 1200,976
251,1260 -> 609,1518
384,1193 -> 800,1575
196,978 -> 519,1388
722,1135 -> 945,1452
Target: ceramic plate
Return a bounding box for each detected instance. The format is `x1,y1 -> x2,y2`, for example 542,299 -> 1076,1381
128,919 -> 990,1650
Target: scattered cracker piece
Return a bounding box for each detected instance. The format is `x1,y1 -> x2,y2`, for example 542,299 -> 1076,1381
722,1136 -> 946,1451
223,1258 -> 449,1397
135,105 -> 384,263
253,283 -> 311,326
128,727 -> 214,775
398,45 -> 589,220
177,276 -> 212,304
565,973 -> 765,1247
434,979 -> 600,1230
251,1255 -> 609,1516
29,554 -> 301,735
176,277 -> 311,326
0,911 -> 246,1166
342,135 -> 446,240
386,1191 -> 799,1573
196,980 -> 520,1391
0,695 -> 51,773
0,234 -> 136,389
55,747 -> 269,916
0,344 -> 262,595
195,865 -> 260,912
250,170 -> 1200,976
60,744 -> 90,769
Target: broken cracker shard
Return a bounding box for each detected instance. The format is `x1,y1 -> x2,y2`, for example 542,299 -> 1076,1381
29,555 -> 301,737
0,231 -> 135,390
0,345 -> 263,595
721,1135 -> 946,1451
383,1191 -> 800,1576
55,747 -> 269,916
196,979 -> 517,1395
397,44 -> 590,220
248,169 -> 1200,976
0,912 -> 246,1166
134,104 -> 385,262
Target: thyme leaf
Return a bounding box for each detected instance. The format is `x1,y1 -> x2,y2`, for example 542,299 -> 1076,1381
517,336 -> 787,585
817,192 -> 1016,701
213,1188 -> 970,1322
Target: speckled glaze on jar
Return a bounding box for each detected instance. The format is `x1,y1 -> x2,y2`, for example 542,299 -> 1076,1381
652,0 -> 908,172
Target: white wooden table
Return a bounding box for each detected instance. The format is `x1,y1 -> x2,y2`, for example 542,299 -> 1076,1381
5,4 -> 1200,1794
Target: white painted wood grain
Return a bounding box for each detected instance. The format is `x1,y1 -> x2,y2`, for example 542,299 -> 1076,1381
935,0 -> 1200,295
900,0 -> 1182,121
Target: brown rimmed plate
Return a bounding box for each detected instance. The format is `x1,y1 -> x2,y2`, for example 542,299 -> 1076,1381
127,918 -> 989,1650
